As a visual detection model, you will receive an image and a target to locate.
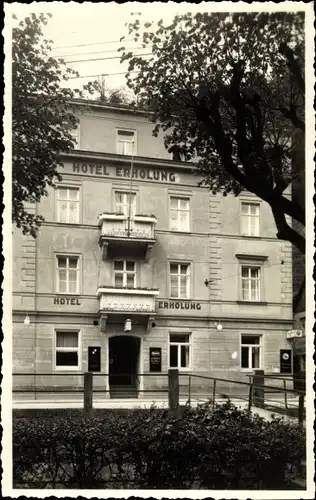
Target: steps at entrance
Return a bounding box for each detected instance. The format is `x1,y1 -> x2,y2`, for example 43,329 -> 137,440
110,385 -> 138,399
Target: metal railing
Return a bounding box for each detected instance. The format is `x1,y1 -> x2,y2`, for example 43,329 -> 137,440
186,373 -> 305,425
12,372 -> 170,397
245,373 -> 305,414
187,374 -> 254,409
13,371 -> 306,425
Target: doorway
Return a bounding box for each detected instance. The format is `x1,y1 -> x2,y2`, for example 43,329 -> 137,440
109,336 -> 140,388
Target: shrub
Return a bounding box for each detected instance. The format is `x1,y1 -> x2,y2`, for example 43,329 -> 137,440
13,402 -> 306,489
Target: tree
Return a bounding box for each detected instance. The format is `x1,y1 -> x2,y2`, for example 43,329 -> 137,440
107,88 -> 131,105
12,13 -> 97,236
95,75 -> 133,105
121,12 -> 305,253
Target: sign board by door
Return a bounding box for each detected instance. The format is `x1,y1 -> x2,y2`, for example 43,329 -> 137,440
88,346 -> 101,372
280,349 -> 292,374
149,347 -> 162,372
286,329 -> 303,339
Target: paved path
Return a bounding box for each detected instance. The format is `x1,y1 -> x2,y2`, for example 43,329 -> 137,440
12,396 -> 304,425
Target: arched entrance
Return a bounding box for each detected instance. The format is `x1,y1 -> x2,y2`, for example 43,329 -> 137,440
109,336 -> 140,392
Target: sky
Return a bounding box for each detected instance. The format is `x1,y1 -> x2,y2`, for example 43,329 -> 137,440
6,1 -> 311,96
8,2 -> 217,94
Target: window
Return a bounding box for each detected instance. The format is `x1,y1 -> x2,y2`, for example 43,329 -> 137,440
70,126 -> 80,149
241,335 -> 262,370
115,191 -> 136,217
57,187 -> 79,223
117,129 -> 136,155
170,196 -> 190,231
55,331 -> 80,369
57,256 -> 79,294
169,333 -> 191,369
241,202 -> 260,236
170,263 -> 190,298
114,260 -> 136,287
241,266 -> 260,301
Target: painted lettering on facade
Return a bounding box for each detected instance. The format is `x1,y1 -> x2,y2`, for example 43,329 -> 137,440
158,301 -> 201,310
73,162 -> 176,183
73,163 -> 110,176
54,297 -> 81,305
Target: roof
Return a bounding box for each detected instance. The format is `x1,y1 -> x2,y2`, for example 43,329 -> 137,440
70,98 -> 150,117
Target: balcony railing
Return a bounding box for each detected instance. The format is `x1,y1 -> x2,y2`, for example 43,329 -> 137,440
96,286 -> 159,332
98,213 -> 156,261
97,286 -> 159,312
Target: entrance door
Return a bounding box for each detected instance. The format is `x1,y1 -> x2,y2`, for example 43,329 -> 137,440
109,336 -> 140,387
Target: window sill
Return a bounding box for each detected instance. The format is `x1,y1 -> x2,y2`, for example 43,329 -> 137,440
237,301 -> 267,305
54,367 -> 81,372
240,368 -> 262,372
168,297 -> 192,300
168,367 -> 192,372
56,292 -> 81,296
56,221 -> 81,225
116,152 -> 136,157
170,230 -> 191,234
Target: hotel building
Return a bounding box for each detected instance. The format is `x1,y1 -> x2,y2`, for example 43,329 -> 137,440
12,100 -> 295,400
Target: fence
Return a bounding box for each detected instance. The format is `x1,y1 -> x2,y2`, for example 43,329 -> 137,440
12,370 -> 305,424
13,372 -> 169,400
246,372 -> 305,416
12,371 -> 175,408
186,370 -> 305,425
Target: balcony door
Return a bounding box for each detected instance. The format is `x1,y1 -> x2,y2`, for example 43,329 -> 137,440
109,335 -> 140,387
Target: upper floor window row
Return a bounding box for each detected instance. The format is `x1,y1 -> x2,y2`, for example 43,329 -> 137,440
56,256 -> 80,294
56,189 -> 192,230
69,125 -> 136,154
117,129 -> 136,156
170,262 -> 190,298
170,196 -> 190,232
69,122 -> 186,161
55,189 -> 263,239
114,260 -> 136,288
241,265 -> 261,301
115,191 -> 136,217
114,193 -> 191,232
57,187 -> 80,224
241,202 -> 260,237
110,259 -> 192,298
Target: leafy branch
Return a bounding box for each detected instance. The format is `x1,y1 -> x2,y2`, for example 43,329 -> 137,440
120,11 -> 305,253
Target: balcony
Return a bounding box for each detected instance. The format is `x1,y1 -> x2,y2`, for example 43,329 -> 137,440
98,213 -> 156,261
96,286 -> 159,332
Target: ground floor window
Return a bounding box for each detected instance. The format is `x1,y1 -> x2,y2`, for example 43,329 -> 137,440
169,333 -> 191,369
241,334 -> 262,370
55,331 -> 80,369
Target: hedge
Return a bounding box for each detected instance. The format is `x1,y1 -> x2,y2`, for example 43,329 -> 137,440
13,401 -> 305,489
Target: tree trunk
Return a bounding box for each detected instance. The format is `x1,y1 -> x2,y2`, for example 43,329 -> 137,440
270,203 -> 305,254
